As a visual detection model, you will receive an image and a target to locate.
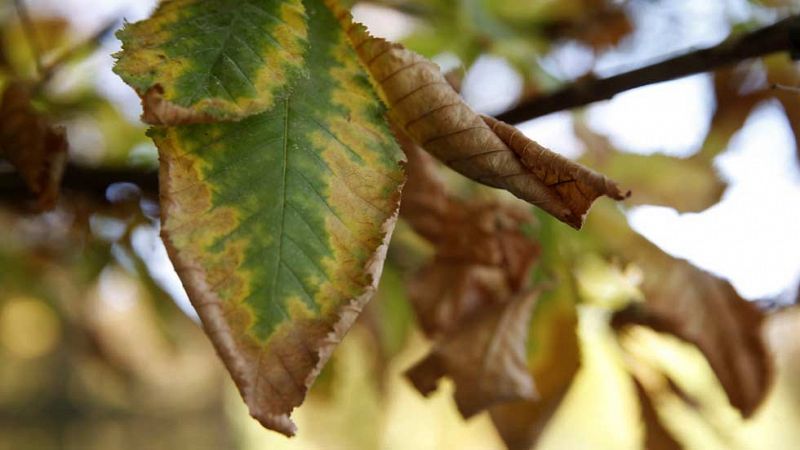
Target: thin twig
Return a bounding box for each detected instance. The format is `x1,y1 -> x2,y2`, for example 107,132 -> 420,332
496,14 -> 800,124
13,0 -> 44,75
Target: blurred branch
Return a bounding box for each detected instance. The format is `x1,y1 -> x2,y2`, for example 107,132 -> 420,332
496,14 -> 800,124
0,163 -> 158,203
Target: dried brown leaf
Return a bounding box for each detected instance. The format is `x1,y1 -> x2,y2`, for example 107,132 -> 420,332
0,82 -> 67,209
333,6 -> 627,229
400,134 -> 538,333
488,290 -> 581,450
612,259 -> 771,418
406,290 -> 540,418
408,262 -> 511,336
696,67 -> 765,162
397,127 -> 541,418
582,202 -> 772,419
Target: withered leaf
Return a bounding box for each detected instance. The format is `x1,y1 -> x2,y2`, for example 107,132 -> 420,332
408,262 -> 511,336
488,285 -> 581,450
400,132 -> 539,335
406,290 -> 540,418
398,128 -> 541,418
611,257 -> 770,418
0,82 -> 67,209
333,6 -> 627,229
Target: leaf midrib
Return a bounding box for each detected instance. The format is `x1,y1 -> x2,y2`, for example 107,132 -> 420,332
269,97 -> 291,318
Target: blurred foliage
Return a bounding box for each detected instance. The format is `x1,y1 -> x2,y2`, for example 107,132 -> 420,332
1,0 -> 800,449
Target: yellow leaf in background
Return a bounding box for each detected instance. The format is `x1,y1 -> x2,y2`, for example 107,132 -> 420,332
576,121 -> 725,213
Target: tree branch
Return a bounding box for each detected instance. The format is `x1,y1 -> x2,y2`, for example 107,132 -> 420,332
0,163 -> 158,204
3,16 -> 799,205
496,14 -> 800,124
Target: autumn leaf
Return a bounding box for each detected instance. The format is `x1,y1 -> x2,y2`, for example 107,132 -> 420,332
610,261 -> 770,418
764,55 -> 800,162
488,301 -> 580,450
488,217 -> 582,450
575,121 -> 725,213
142,0 -> 404,436
397,129 -> 541,417
587,205 -> 772,418
699,56 -> 800,166
407,290 -> 540,417
696,66 -> 767,162
0,81 -> 68,209
332,4 -> 628,229
114,0 -> 308,124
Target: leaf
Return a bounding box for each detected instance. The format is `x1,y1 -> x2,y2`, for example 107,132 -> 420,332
590,205 -> 772,418
406,290 -> 540,417
151,0 -> 404,436
399,131 -> 538,333
0,82 -> 68,209
114,0 -> 308,124
488,225 -> 582,450
331,5 -> 628,229
610,261 -> 770,418
695,67 -> 761,161
397,128 -> 541,417
575,121 -> 725,213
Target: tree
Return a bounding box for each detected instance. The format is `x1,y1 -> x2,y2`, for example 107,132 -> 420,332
1,0 -> 799,449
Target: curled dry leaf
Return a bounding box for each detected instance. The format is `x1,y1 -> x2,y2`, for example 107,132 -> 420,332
611,258 -> 770,418
407,290 -> 540,418
584,203 -> 772,419
399,132 -> 538,334
397,129 -> 541,417
488,287 -> 581,450
331,3 -> 627,229
0,82 -> 67,209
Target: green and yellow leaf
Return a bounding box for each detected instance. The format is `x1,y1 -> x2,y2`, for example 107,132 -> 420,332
114,0 -> 308,124
152,0 -> 404,436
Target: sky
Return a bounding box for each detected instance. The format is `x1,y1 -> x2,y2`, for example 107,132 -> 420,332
27,0 -> 800,306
